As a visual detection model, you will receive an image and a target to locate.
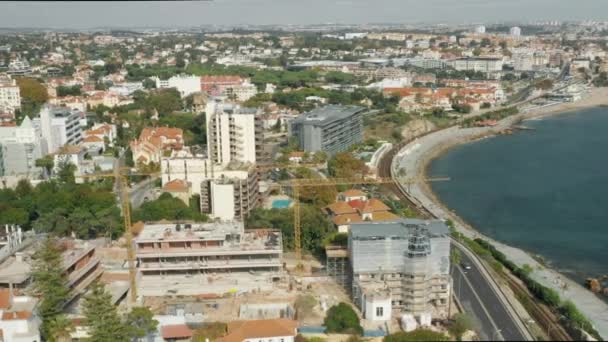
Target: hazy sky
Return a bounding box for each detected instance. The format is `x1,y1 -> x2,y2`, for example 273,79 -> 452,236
1,0 -> 607,29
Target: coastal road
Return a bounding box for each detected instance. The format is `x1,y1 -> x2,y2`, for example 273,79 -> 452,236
452,244 -> 527,341
379,124 -> 536,340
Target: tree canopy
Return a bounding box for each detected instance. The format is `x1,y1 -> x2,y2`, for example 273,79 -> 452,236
132,192 -> 207,222
246,205 -> 334,256
31,237 -> 71,340
383,329 -> 450,342
0,179 -> 122,238
323,303 -> 363,335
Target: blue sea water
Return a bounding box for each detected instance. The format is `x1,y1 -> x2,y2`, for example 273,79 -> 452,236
429,107 -> 608,282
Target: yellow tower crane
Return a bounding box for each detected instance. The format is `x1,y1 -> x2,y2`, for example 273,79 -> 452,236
78,168 -> 160,306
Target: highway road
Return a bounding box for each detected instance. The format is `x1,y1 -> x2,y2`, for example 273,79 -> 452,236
452,244 -> 526,341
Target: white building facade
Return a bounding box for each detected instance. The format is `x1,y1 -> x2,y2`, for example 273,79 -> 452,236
35,105 -> 83,154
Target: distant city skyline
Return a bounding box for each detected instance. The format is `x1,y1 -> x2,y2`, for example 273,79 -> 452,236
0,0 -> 607,30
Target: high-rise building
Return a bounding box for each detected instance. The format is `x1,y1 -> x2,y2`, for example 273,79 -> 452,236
510,26 -> 522,37
0,75 -> 21,118
289,105 -> 365,156
348,219 -> 451,321
475,25 -> 486,34
205,99 -> 263,166
161,157 -> 260,221
35,105 -> 83,154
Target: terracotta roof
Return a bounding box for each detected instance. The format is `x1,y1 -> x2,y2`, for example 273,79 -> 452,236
332,213 -> 363,226
370,211 -> 400,221
200,75 -> 243,83
219,319 -> 298,342
347,198 -> 391,214
161,324 -> 193,340
341,189 -> 366,198
1,311 -> 32,320
0,289 -> 10,309
325,202 -> 357,215
162,179 -> 191,192
83,135 -> 104,143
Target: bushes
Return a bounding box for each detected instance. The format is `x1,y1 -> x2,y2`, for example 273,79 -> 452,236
324,303 -> 363,336
471,238 -> 601,340
384,329 -> 449,342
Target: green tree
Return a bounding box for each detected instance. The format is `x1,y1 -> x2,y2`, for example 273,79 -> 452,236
83,282 -> 130,342
192,323 -> 227,342
125,307 -> 158,341
323,302 -> 363,335
448,313 -> 475,340
16,77 -> 48,104
31,237 -> 71,340
36,155 -> 55,177
56,160 -> 77,183
47,315 -> 74,342
327,152 -> 368,179
384,329 -> 450,342
132,193 -> 207,222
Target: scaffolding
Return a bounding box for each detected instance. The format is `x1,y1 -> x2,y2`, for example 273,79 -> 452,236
325,245 -> 351,291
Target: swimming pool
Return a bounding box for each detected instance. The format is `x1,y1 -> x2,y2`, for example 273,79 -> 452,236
272,199 -> 292,209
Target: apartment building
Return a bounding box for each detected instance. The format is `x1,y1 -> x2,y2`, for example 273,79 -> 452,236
161,157 -> 260,221
0,75 -> 21,116
449,57 -> 503,73
223,81 -> 258,102
153,75 -> 201,97
289,105 -> 365,156
134,222 -> 282,294
200,75 -> 244,96
35,105 -> 83,154
0,117 -> 44,177
130,127 -> 184,165
205,99 -> 263,166
348,219 -> 451,321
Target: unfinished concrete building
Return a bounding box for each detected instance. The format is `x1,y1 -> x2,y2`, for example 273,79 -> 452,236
0,239 -> 102,301
134,222 -> 283,296
348,219 -> 451,321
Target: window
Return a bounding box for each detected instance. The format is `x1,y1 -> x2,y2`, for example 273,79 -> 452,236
376,306 -> 384,317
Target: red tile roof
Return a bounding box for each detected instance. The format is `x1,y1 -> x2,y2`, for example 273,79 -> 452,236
161,324 -> 193,340
219,319 -> 298,342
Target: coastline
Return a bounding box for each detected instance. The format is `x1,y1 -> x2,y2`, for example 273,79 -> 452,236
395,87 -> 608,339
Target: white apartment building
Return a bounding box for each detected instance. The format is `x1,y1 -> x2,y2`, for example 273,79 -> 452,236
35,105 -> 83,154
510,26 -> 522,37
0,117 -> 45,177
449,57 -> 503,73
205,99 -> 263,166
0,75 -> 21,114
224,81 -> 258,102
161,157 -> 260,221
153,75 -> 200,97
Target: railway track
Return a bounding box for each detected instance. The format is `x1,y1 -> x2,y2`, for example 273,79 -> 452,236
505,276 -> 572,341
380,136 -> 573,341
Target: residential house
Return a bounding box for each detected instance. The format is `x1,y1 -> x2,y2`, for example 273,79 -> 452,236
218,319 -> 298,342
130,127 -> 184,165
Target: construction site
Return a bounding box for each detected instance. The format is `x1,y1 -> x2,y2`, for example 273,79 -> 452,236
133,221 -> 284,297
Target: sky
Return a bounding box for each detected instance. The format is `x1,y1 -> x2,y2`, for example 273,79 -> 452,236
0,0 -> 607,30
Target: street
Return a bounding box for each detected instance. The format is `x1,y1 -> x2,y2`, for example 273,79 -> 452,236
452,244 -> 526,341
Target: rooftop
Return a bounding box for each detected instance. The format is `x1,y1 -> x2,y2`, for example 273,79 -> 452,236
350,219 -> 450,240
291,105 -> 365,126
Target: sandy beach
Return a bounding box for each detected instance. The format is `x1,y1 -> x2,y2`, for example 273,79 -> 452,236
392,86 -> 608,339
